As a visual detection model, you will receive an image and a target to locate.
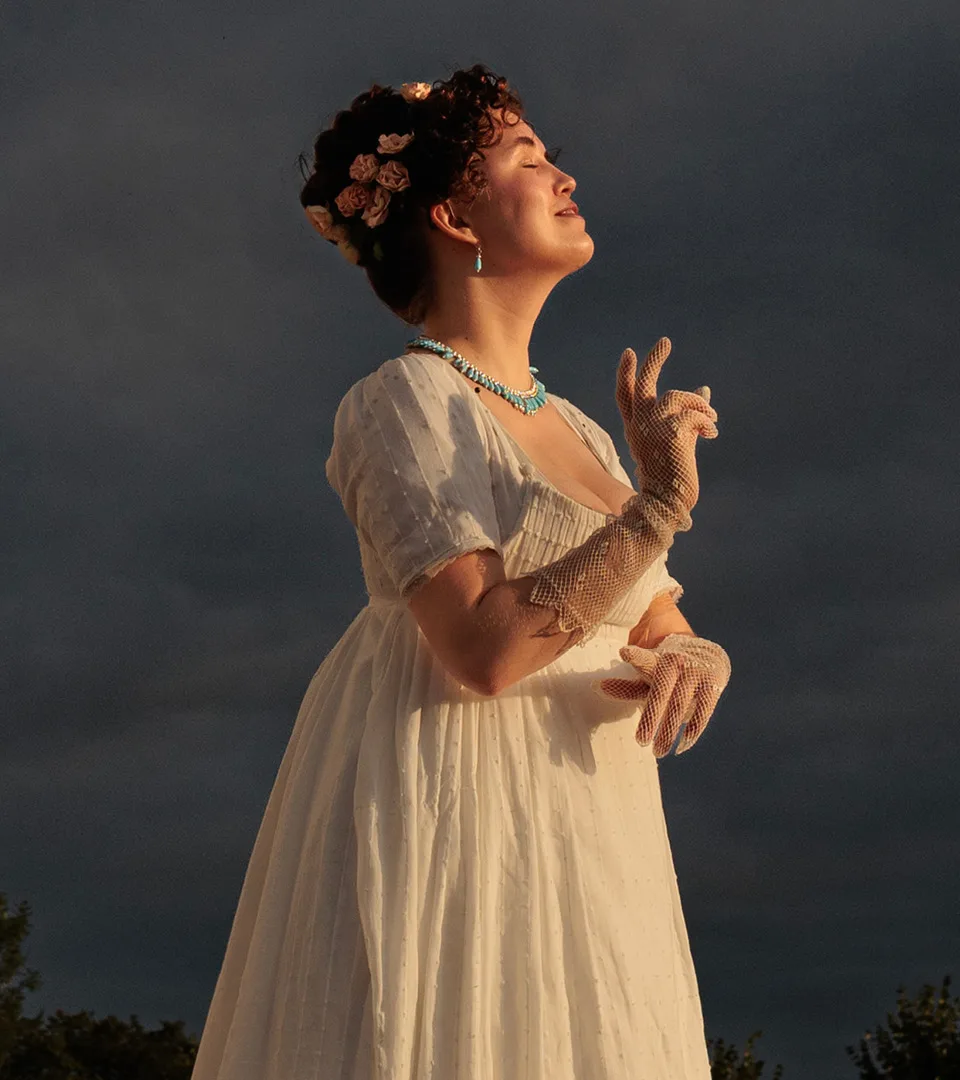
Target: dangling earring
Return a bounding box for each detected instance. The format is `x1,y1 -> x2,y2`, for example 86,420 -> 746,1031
474,242 -> 482,273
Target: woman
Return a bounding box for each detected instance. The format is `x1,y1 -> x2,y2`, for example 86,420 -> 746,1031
192,64 -> 731,1080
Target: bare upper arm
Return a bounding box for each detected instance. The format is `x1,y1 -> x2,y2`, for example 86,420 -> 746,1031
406,547 -> 507,696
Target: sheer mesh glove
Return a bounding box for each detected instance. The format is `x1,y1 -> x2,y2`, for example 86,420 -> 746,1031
617,337 -> 717,509
525,338 -> 718,645
591,633 -> 731,756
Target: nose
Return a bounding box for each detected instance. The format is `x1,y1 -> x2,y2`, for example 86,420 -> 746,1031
557,170 -> 576,197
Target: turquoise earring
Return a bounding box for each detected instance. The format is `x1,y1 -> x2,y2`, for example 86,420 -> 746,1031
475,242 -> 482,273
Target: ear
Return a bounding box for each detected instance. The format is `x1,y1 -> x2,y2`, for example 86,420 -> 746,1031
428,199 -> 479,247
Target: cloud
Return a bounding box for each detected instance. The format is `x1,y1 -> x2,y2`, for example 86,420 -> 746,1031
2,4 -> 958,1077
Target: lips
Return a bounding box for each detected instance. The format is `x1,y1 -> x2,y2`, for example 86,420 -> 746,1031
556,202 -> 579,216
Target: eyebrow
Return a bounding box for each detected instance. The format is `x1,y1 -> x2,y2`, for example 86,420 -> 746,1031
508,134 -> 544,154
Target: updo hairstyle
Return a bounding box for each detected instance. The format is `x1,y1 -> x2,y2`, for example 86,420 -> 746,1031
299,63 -> 525,325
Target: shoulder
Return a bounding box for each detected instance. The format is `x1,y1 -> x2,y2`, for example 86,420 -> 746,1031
333,352 -> 464,429
330,350 -> 488,460
340,351 -> 458,405
325,349 -> 498,516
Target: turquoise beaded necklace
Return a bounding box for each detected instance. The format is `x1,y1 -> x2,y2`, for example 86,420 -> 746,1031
405,334 -> 548,416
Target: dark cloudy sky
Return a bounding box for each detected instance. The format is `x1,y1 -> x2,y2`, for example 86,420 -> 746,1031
3,2 -> 959,1077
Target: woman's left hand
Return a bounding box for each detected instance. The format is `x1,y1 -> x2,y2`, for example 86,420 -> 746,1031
592,633 -> 731,757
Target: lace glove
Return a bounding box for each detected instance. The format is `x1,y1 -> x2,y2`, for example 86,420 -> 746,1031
525,338 -> 718,645
591,633 -> 731,756
617,337 -> 717,516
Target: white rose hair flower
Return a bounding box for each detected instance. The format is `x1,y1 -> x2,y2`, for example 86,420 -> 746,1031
399,81 -> 432,102
304,203 -> 334,237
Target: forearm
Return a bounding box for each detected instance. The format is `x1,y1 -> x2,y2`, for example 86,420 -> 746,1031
465,583 -> 693,696
466,573 -> 585,694
468,494 -> 689,694
627,593 -> 695,649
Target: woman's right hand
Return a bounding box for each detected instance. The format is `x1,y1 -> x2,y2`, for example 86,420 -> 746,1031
615,337 -> 718,523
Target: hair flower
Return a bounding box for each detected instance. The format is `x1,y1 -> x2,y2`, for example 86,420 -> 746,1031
348,153 -> 381,183
362,185 -> 392,228
399,82 -> 432,102
335,181 -> 371,217
304,203 -> 334,237
375,159 -> 411,192
377,132 -> 414,154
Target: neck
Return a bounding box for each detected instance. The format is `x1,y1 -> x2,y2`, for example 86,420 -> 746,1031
417,269 -> 556,389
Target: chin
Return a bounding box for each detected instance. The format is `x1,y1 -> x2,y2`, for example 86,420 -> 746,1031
564,232 -> 595,274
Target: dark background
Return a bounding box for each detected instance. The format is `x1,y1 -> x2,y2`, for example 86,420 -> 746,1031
2,2 -> 958,1077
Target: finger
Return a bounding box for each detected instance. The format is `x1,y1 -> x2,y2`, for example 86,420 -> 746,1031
675,410 -> 719,440
634,337 -> 672,404
658,389 -> 717,421
593,677 -> 650,702
676,682 -> 723,754
615,348 -> 638,423
654,674 -> 697,757
619,644 -> 658,680
635,657 -> 679,746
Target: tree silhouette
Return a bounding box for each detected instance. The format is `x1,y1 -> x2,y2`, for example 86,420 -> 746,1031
845,974 -> 960,1079
0,892 -> 198,1079
5,886 -> 960,1077
708,1029 -> 785,1078
0,894 -> 41,1064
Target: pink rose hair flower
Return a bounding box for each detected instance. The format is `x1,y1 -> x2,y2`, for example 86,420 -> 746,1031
335,181 -> 371,217
377,132 -> 414,154
375,159 -> 411,192
362,186 -> 391,228
304,108 -> 422,266
348,153 -> 381,183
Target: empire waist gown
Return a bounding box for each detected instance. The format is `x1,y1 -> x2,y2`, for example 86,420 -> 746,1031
190,350 -> 711,1080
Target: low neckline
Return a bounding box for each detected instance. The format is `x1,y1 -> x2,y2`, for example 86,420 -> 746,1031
407,351 -> 627,520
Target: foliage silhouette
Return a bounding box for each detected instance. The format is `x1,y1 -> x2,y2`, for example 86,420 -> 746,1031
845,974 -> 960,1079
708,1029 -> 785,1078
6,888 -> 960,1076
0,892 -> 198,1079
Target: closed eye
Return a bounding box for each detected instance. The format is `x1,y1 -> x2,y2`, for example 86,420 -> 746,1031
524,146 -> 563,168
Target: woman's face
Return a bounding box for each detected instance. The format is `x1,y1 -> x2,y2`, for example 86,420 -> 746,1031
460,109 -> 594,278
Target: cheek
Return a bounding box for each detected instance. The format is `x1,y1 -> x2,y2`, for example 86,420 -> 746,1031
488,184 -> 551,239
481,171 -> 549,226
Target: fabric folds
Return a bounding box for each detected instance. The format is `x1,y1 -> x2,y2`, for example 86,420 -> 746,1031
191,353 -> 706,1080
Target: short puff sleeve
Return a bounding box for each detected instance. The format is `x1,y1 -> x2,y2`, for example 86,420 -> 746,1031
325,355 -> 503,600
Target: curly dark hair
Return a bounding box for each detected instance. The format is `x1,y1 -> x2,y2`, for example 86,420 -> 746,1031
298,64 -> 529,325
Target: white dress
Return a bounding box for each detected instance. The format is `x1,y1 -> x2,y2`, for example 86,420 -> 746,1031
191,351 -> 710,1080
